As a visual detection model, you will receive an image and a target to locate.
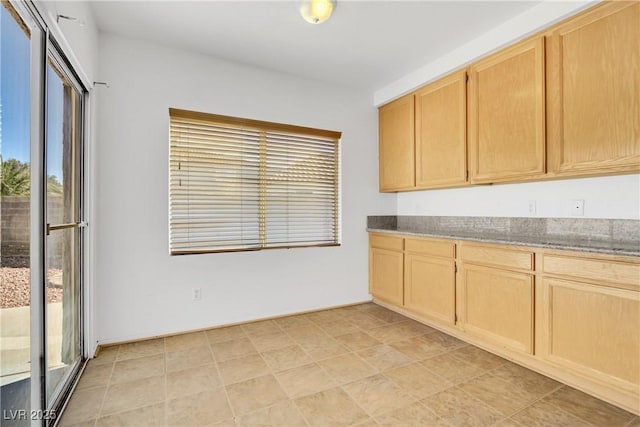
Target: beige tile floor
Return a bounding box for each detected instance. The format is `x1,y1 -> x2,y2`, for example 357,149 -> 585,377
58,303 -> 639,427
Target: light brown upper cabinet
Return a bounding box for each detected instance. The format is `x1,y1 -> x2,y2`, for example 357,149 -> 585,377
378,94 -> 415,191
468,37 -> 546,184
415,70 -> 468,188
377,2 -> 639,192
547,2 -> 640,177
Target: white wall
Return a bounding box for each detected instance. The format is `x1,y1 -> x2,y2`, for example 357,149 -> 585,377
375,0 -> 639,221
95,33 -> 395,344
373,0 -> 595,106
397,175 -> 640,219
35,1 -> 98,85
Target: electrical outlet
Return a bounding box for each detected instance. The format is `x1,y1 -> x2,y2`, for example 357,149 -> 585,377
571,199 -> 585,216
192,288 -> 202,301
527,200 -> 536,216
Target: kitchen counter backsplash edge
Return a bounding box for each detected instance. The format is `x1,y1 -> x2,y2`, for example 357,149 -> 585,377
366,216 -> 640,256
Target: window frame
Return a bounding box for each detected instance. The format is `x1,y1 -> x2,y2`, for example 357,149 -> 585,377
168,108 -> 342,255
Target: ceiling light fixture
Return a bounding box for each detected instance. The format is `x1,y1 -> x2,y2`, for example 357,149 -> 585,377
299,0 -> 336,25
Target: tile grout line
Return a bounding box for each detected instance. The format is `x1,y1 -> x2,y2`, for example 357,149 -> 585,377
254,348 -> 311,427
542,388 -> 630,427
325,318 -> 420,423
207,336 -> 240,426
302,308 -> 462,424
78,342 -> 167,425
457,354 -> 558,425
358,308 -> 528,425
337,378 -> 398,425
353,374 -> 424,422
625,416 -> 640,427
102,337 -> 201,424
479,378 -> 563,426
93,344 -> 118,424
251,331 -> 311,426
419,351 -> 490,386
162,337 -> 168,427
281,322 -> 335,364
451,384 -> 508,420
283,310 -> 392,425
349,344 -> 391,375
494,383 -> 570,426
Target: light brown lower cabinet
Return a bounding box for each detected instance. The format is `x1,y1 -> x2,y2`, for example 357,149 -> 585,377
404,238 -> 456,325
459,264 -> 534,354
538,278 -> 639,397
537,252 -> 640,410
368,232 -> 640,414
458,242 -> 535,354
369,234 -> 404,306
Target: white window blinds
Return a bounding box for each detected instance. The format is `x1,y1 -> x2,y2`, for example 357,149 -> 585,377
169,109 -> 341,255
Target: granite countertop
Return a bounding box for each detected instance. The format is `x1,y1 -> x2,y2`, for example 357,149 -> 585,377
367,216 -> 640,257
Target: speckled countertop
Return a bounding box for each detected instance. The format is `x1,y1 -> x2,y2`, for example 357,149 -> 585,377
367,216 -> 640,257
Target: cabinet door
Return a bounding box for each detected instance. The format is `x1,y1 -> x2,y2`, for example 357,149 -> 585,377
370,247 -> 404,306
539,278 -> 639,396
469,37 -> 546,183
415,70 -> 467,188
461,265 -> 534,353
404,254 -> 455,325
547,2 -> 640,176
379,94 -> 415,191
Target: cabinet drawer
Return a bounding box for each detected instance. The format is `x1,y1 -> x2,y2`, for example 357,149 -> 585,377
543,254 -> 640,290
405,238 -> 455,258
461,244 -> 533,270
370,234 -> 404,251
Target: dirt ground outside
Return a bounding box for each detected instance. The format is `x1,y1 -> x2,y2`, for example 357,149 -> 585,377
1,257 -> 63,308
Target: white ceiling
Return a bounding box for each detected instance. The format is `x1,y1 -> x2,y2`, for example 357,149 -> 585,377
89,1 -> 541,91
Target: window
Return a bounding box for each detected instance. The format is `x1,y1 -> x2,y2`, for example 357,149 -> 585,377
169,109 -> 341,255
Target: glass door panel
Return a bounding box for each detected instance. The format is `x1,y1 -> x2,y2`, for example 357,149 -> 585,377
45,227 -> 79,401
44,59 -> 82,407
0,3 -> 32,425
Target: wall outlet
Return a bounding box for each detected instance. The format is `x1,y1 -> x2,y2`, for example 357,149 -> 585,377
527,200 -> 536,216
192,288 -> 202,301
571,199 -> 585,216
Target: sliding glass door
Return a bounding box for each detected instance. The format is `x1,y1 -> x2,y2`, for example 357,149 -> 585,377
44,54 -> 84,411
0,1 -> 87,425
